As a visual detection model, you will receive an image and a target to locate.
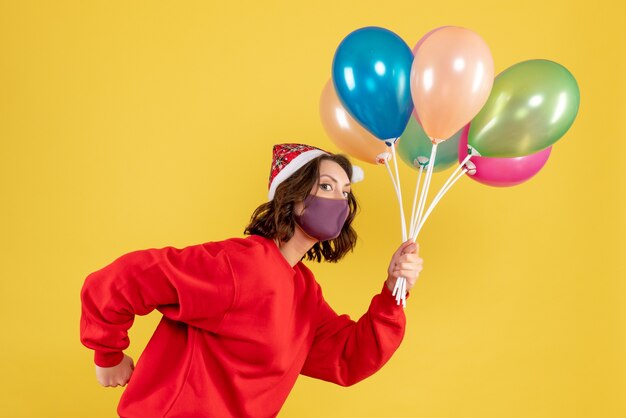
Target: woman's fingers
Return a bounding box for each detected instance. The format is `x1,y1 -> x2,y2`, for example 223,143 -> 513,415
393,267 -> 423,277
393,240 -> 417,258
102,376 -> 129,387
399,241 -> 418,257
96,354 -> 134,388
397,254 -> 423,264
403,241 -> 419,255
387,241 -> 424,295
393,263 -> 423,273
392,258 -> 424,280
393,257 -> 423,270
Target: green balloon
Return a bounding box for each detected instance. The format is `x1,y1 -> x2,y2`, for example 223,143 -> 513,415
468,59 -> 580,157
397,116 -> 460,172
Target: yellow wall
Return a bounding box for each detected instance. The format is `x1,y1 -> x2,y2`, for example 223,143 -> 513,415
1,1 -> 624,417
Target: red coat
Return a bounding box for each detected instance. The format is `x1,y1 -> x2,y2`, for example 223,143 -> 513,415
80,235 -> 406,417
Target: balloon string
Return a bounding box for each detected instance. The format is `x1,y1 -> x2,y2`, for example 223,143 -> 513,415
390,144 -> 407,241
413,145 -> 437,235
383,159 -> 398,195
411,153 -> 471,239
409,165 -> 424,239
396,144 -> 438,307
383,160 -> 403,239
393,276 -> 405,307
412,143 -> 439,242
384,145 -> 408,308
392,143 -> 437,307
381,162 -> 404,303
414,166 -> 468,239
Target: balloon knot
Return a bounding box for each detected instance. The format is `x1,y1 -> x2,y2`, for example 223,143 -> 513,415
376,152 -> 391,165
464,160 -> 477,176
416,156 -> 429,166
468,145 -> 482,157
384,137 -> 398,147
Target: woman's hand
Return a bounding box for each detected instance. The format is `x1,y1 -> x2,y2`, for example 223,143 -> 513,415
385,240 -> 423,294
95,354 -> 134,387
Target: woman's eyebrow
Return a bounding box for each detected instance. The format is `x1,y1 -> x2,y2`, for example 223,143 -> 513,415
320,174 -> 351,187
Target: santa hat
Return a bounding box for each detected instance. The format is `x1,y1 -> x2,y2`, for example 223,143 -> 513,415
268,143 -> 364,200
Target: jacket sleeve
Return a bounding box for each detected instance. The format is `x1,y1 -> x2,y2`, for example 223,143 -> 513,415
80,243 -> 235,367
300,283 -> 406,386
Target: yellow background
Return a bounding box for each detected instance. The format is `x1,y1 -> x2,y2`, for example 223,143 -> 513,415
1,1 -> 624,417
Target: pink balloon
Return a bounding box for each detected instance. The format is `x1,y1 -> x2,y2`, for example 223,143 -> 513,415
458,124 -> 552,187
411,26 -> 494,142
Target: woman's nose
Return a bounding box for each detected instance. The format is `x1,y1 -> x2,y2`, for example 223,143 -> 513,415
333,189 -> 344,199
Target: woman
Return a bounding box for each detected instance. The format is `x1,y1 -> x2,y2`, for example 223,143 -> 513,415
80,143 -> 423,417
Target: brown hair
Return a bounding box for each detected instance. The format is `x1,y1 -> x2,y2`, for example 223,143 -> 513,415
244,154 -> 358,262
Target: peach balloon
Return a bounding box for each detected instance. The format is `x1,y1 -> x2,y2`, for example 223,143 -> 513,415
319,79 -> 388,164
411,26 -> 448,123
410,26 -> 494,142
412,26 -> 450,55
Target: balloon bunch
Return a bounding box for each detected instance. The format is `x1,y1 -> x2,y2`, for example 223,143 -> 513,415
320,26 -> 580,307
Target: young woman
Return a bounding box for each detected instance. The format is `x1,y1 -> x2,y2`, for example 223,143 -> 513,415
80,143 -> 423,417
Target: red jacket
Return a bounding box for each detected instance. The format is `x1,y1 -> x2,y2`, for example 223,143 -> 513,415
80,235 -> 406,417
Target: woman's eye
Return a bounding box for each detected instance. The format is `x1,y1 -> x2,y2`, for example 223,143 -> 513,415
320,183 -> 332,191
342,191 -> 350,198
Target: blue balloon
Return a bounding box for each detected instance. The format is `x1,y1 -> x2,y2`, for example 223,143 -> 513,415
332,27 -> 414,142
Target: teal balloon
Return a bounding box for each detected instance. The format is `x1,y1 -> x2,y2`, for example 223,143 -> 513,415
397,117 -> 461,172
468,59 -> 580,157
332,26 -> 414,141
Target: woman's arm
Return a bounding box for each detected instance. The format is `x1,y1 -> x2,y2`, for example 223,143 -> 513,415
300,240 -> 422,386
80,243 -> 235,371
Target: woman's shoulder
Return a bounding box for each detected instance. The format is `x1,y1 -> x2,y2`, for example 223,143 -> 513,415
200,235 -> 272,257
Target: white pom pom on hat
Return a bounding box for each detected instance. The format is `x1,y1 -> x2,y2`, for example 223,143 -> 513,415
268,143 -> 364,200
350,165 -> 364,183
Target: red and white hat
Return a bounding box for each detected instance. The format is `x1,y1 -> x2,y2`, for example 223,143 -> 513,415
268,143 -> 364,200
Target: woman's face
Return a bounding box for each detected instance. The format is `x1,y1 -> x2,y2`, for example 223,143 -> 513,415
294,159 -> 351,216
312,159 -> 351,200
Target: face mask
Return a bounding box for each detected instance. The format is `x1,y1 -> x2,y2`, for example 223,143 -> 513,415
294,195 -> 349,241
